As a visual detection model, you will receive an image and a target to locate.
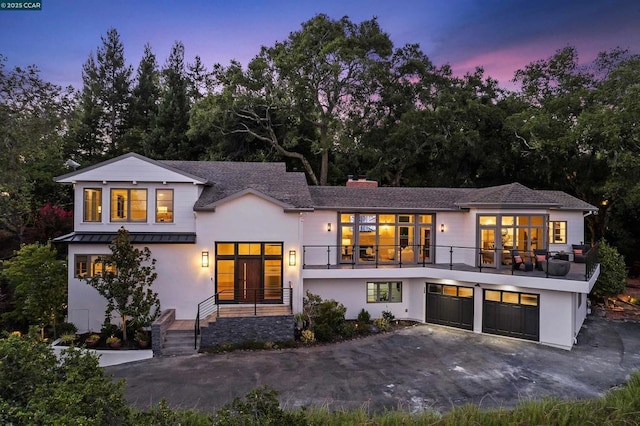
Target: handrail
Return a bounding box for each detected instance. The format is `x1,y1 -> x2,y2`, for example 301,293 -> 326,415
302,243 -> 600,281
194,286 -> 294,349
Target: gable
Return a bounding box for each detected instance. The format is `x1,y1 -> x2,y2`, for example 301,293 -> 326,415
55,153 -> 207,184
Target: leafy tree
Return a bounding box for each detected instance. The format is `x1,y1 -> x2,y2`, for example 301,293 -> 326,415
145,41 -> 192,159
0,330 -> 129,424
1,243 -> 67,339
592,240 -> 626,298
209,14 -> 394,185
83,227 -> 161,341
31,203 -> 73,243
187,54 -> 210,103
0,56 -> 74,244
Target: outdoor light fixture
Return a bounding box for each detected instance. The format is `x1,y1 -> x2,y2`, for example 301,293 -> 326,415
440,224 -> 445,233
289,250 -> 296,266
327,223 -> 332,232
201,251 -> 209,268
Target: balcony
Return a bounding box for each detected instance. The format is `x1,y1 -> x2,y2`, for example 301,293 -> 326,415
302,244 -> 599,282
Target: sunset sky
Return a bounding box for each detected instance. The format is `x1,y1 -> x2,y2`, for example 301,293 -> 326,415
1,0 -> 639,90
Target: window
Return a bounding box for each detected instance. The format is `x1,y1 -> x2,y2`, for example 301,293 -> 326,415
156,189 -> 173,223
110,189 -> 147,222
83,188 -> 102,222
549,221 -> 567,244
367,281 -> 402,303
338,213 -> 434,264
75,255 -> 116,278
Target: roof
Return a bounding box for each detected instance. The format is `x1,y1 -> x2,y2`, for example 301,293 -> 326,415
53,232 -> 197,244
310,182 -> 597,212
160,160 -> 314,211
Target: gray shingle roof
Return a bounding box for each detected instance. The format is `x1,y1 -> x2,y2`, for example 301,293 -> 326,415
53,232 -> 196,244
310,182 -> 597,212
160,160 -> 314,210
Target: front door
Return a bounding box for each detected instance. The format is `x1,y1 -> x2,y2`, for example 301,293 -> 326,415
236,258 -> 262,303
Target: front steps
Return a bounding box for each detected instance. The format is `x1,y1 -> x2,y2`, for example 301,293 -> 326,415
162,326 -> 198,356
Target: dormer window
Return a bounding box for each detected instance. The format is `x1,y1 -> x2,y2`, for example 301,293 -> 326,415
110,189 -> 147,222
83,188 -> 102,222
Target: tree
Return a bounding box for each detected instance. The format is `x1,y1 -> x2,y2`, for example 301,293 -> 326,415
209,14 -> 394,185
124,43 -> 160,154
83,227 -> 160,341
1,243 -> 67,338
68,28 -> 132,160
145,41 -> 192,159
0,330 -> 129,424
0,56 -> 74,244
592,240 -> 626,298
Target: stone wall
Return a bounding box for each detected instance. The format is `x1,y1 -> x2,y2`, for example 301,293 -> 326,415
151,308 -> 175,356
200,315 -> 294,348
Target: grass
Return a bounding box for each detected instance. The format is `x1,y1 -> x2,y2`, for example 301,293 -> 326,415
131,371 -> 640,425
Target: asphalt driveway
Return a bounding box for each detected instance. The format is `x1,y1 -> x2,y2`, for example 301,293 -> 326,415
105,317 -> 640,414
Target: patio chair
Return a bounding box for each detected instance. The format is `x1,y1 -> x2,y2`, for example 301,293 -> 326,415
533,249 -> 548,271
512,250 -> 533,272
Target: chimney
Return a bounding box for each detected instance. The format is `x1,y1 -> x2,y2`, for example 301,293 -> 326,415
346,175 -> 378,188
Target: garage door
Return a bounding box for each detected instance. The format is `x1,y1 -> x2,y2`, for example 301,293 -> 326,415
426,284 -> 474,330
482,290 -> 539,341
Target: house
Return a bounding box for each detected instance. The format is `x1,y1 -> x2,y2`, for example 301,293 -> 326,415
54,153 -> 599,351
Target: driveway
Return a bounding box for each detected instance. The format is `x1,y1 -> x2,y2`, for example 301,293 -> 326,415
105,317 -> 640,414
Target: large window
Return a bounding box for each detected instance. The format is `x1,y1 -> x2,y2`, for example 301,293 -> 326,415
83,188 -> 102,222
215,242 -> 284,303
75,255 -> 116,278
110,189 -> 147,222
478,214 -> 546,267
549,221 -> 567,244
156,189 -> 174,223
367,281 -> 402,303
339,213 -> 434,264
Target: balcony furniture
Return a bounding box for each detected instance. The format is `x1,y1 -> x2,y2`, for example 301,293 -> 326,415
512,250 -> 533,272
543,258 -> 571,276
553,252 -> 570,261
533,249 -> 548,271
572,244 -> 590,263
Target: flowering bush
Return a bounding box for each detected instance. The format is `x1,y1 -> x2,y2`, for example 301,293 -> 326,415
300,330 -> 315,345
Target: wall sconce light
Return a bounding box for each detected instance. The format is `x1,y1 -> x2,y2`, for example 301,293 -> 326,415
288,250 -> 296,266
327,223 -> 332,232
201,251 -> 209,268
440,224 -> 445,233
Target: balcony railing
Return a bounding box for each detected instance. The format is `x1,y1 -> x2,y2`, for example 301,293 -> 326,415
302,243 -> 599,281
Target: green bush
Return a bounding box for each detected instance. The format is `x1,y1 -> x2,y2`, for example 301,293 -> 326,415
382,310 -> 395,322
357,308 -> 371,324
213,386 -> 307,426
374,317 -> 390,331
314,323 -> 334,342
593,240 -> 626,297
56,321 -> 78,337
0,329 -> 129,424
339,321 -> 356,338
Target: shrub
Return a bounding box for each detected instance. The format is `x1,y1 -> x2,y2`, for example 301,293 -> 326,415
0,330 -> 129,424
314,323 -> 334,342
101,322 -> 119,337
593,240 -> 626,298
300,330 -> 315,345
59,334 -> 77,344
213,386 -> 307,426
382,310 -> 395,322
374,317 -> 390,332
357,308 -> 371,324
56,322 -> 78,337
339,321 -> 356,338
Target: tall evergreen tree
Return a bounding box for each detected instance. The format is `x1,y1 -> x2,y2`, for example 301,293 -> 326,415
145,41 -> 191,159
96,28 -> 132,156
187,55 -> 210,103
124,43 -> 160,154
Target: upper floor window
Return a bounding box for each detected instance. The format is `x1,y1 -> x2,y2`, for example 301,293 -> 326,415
549,221 -> 567,244
156,189 -> 174,223
83,188 -> 102,222
110,189 -> 147,222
